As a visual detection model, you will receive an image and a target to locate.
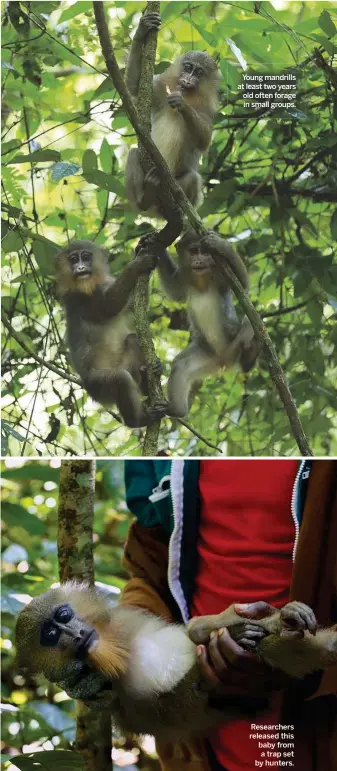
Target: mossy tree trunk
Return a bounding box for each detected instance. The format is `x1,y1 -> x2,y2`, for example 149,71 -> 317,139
57,460 -> 112,771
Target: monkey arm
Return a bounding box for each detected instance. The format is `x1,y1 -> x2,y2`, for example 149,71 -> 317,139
125,35 -> 144,96
202,231 -> 250,290
103,255 -> 155,316
179,104 -> 212,152
125,13 -> 161,97
158,251 -> 187,302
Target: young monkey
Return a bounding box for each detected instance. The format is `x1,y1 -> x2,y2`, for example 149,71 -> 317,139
156,229 -> 260,418
125,12 -> 220,215
15,583 -> 337,743
54,240 -> 166,427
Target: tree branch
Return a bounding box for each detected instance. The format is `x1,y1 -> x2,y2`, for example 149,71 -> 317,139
58,461 -> 112,771
131,1 -> 164,456
93,1 -> 313,456
2,310 -> 80,385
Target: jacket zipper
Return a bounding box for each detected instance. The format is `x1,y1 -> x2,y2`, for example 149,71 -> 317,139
291,460 -> 305,561
167,460 -> 189,624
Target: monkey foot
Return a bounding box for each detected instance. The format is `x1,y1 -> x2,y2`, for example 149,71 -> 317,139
145,166 -> 160,187
229,622 -> 268,651
280,601 -> 317,638
146,399 -> 169,423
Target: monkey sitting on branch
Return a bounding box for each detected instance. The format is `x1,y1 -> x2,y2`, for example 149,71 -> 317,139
15,583 -> 337,742
125,11 -> 220,215
155,229 -> 260,418
54,239 -> 166,428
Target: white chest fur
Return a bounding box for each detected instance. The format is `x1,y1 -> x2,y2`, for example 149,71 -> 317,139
92,312 -> 134,368
125,619 -> 196,696
151,110 -> 185,172
188,287 -> 228,353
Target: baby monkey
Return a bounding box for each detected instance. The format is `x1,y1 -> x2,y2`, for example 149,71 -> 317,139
156,229 -> 259,417
54,240 -> 165,427
15,583 -> 337,742
125,12 -> 219,214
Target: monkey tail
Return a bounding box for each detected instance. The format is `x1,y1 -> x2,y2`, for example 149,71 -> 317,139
259,627 -> 337,678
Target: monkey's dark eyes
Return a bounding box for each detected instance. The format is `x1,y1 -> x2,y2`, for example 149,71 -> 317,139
40,622 -> 60,647
195,68 -> 203,77
69,254 -> 79,264
184,62 -> 192,72
54,604 -> 74,623
81,252 -> 91,260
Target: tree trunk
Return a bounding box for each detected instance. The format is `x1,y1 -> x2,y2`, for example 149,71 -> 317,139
58,460 -> 112,771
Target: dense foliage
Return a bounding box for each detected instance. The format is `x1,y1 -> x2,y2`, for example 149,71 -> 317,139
2,0 -> 337,457
1,460 -> 160,770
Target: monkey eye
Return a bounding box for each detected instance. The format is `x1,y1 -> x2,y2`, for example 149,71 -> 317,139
54,604 -> 74,623
195,68 -> 203,77
69,254 -> 79,264
184,62 -> 192,72
81,252 -> 91,261
40,622 -> 60,647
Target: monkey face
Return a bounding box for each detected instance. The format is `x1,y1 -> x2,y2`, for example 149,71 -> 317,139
15,583 -> 112,681
54,240 -> 109,295
187,244 -> 215,274
178,52 -> 218,92
68,248 -> 93,280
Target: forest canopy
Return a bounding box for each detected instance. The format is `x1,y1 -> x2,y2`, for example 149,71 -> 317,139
1,0 -> 337,457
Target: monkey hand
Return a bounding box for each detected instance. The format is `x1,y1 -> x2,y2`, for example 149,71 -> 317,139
197,628 -> 292,698
135,12 -> 161,40
200,229 -> 224,255
134,248 -> 158,273
167,91 -> 185,111
279,601 -> 317,639
55,666 -> 113,705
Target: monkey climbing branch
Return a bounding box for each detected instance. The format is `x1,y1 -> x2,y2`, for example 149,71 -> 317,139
93,1 -> 312,457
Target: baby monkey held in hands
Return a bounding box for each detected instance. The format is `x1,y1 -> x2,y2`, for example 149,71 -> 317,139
125,11 -> 219,215
54,240 -> 166,428
15,583 -> 337,742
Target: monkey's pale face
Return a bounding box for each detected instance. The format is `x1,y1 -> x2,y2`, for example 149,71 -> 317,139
185,245 -> 214,275
67,248 -> 93,280
177,52 -> 218,92
54,240 -> 108,295
178,60 -> 205,91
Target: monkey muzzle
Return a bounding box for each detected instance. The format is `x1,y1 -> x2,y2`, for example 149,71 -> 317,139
191,255 -> 214,272
76,628 -> 98,655
178,76 -> 198,91
74,267 -> 91,280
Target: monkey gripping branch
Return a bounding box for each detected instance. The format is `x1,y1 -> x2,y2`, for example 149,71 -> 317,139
93,1 -> 312,457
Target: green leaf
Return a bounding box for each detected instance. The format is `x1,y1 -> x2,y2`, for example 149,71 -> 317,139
184,18 -> 216,46
1,590 -> 26,615
330,209 -> 337,241
318,10 -> 336,38
59,1 -> 92,22
7,150 -> 61,164
312,35 -> 334,56
51,162 -> 80,182
2,502 -> 46,535
100,139 -> 114,173
93,77 -> 116,98
10,750 -> 84,771
2,464 -> 59,482
82,149 -> 98,174
1,421 -> 26,442
82,168 -> 125,197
